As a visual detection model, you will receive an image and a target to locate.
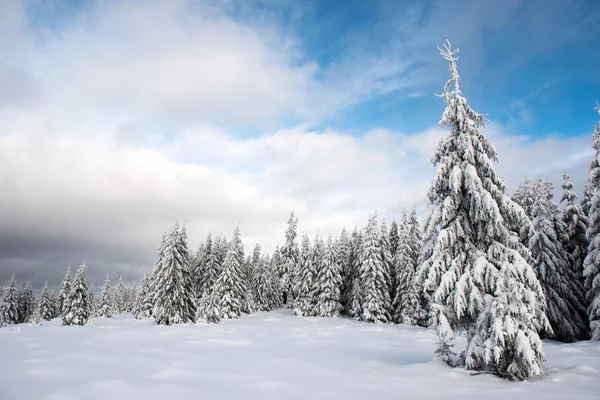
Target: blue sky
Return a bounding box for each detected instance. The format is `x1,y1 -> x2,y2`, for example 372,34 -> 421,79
24,0 -> 600,137
1,0 -> 599,285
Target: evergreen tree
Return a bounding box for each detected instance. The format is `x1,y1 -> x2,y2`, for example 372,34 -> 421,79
230,227 -> 252,313
62,263 -> 90,326
415,41 -> 549,380
1,275 -> 19,324
349,229 -> 364,318
133,273 -> 153,319
253,253 -> 273,312
293,232 -> 317,316
314,236 -> 343,317
380,220 -> 395,314
114,276 -> 128,314
191,241 -> 205,296
198,234 -> 221,298
97,276 -> 113,318
17,282 -> 35,323
527,178 -> 588,341
389,219 -> 400,257
87,284 -> 96,317
560,171 -> 588,293
152,223 -> 196,325
213,238 -> 245,320
392,210 -> 414,323
38,282 -> 54,321
584,103 -> 600,340
408,208 -> 428,326
268,247 -> 284,309
581,182 -> 594,218
58,265 -> 72,317
359,213 -> 391,323
279,212 -> 299,305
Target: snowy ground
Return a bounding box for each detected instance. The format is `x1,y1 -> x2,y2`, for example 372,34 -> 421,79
1,310 -> 599,400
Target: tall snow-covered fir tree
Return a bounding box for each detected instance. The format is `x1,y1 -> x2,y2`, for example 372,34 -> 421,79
17,282 -> 35,323
293,232 -> 317,316
408,208 -> 428,326
197,233 -> 220,298
230,227 -> 252,313
526,178 -> 588,341
392,210 -> 415,324
359,213 -> 391,323
389,219 -> 400,258
252,250 -> 273,312
561,171 -> 588,286
584,103 -> 600,340
87,284 -> 96,317
38,282 -> 55,321
279,212 -> 299,306
152,223 -> 196,325
133,273 -> 153,319
415,41 -> 549,380
191,240 -> 206,296
114,276 -> 128,314
380,220 -> 395,314
62,263 -> 90,326
349,228 -> 364,318
1,275 -> 19,324
97,276 -> 113,318
314,236 -> 343,317
213,236 -> 246,320
58,265 -> 72,317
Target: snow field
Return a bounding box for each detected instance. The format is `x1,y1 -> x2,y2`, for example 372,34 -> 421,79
1,310 -> 599,400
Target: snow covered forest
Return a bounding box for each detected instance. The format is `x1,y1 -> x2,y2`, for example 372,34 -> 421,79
2,42 -> 600,386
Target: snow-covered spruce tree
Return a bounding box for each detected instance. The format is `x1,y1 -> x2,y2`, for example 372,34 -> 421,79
38,282 -> 55,321
584,103 -> 600,340
341,227 -> 359,316
191,240 -> 205,296
268,246 -> 284,309
214,235 -> 228,266
62,263 -> 90,326
1,275 -> 19,324
17,282 -> 35,323
252,254 -> 273,312
380,220 -> 395,315
58,265 -> 72,317
581,182 -> 594,218
96,276 -> 113,318
230,227 -> 252,314
87,285 -> 96,317
415,41 -> 549,380
314,236 -> 343,317
408,208 -> 428,326
348,229 -> 364,318
213,239 -> 245,320
561,172 -> 589,287
133,273 -> 153,319
561,171 -> 588,286
359,213 -> 391,323
307,233 -> 326,317
527,178 -> 588,341
279,212 -> 299,306
293,232 -> 317,316
113,276 -> 128,314
198,234 -> 222,298
389,219 -> 400,258
152,223 -> 196,325
392,210 -> 414,323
